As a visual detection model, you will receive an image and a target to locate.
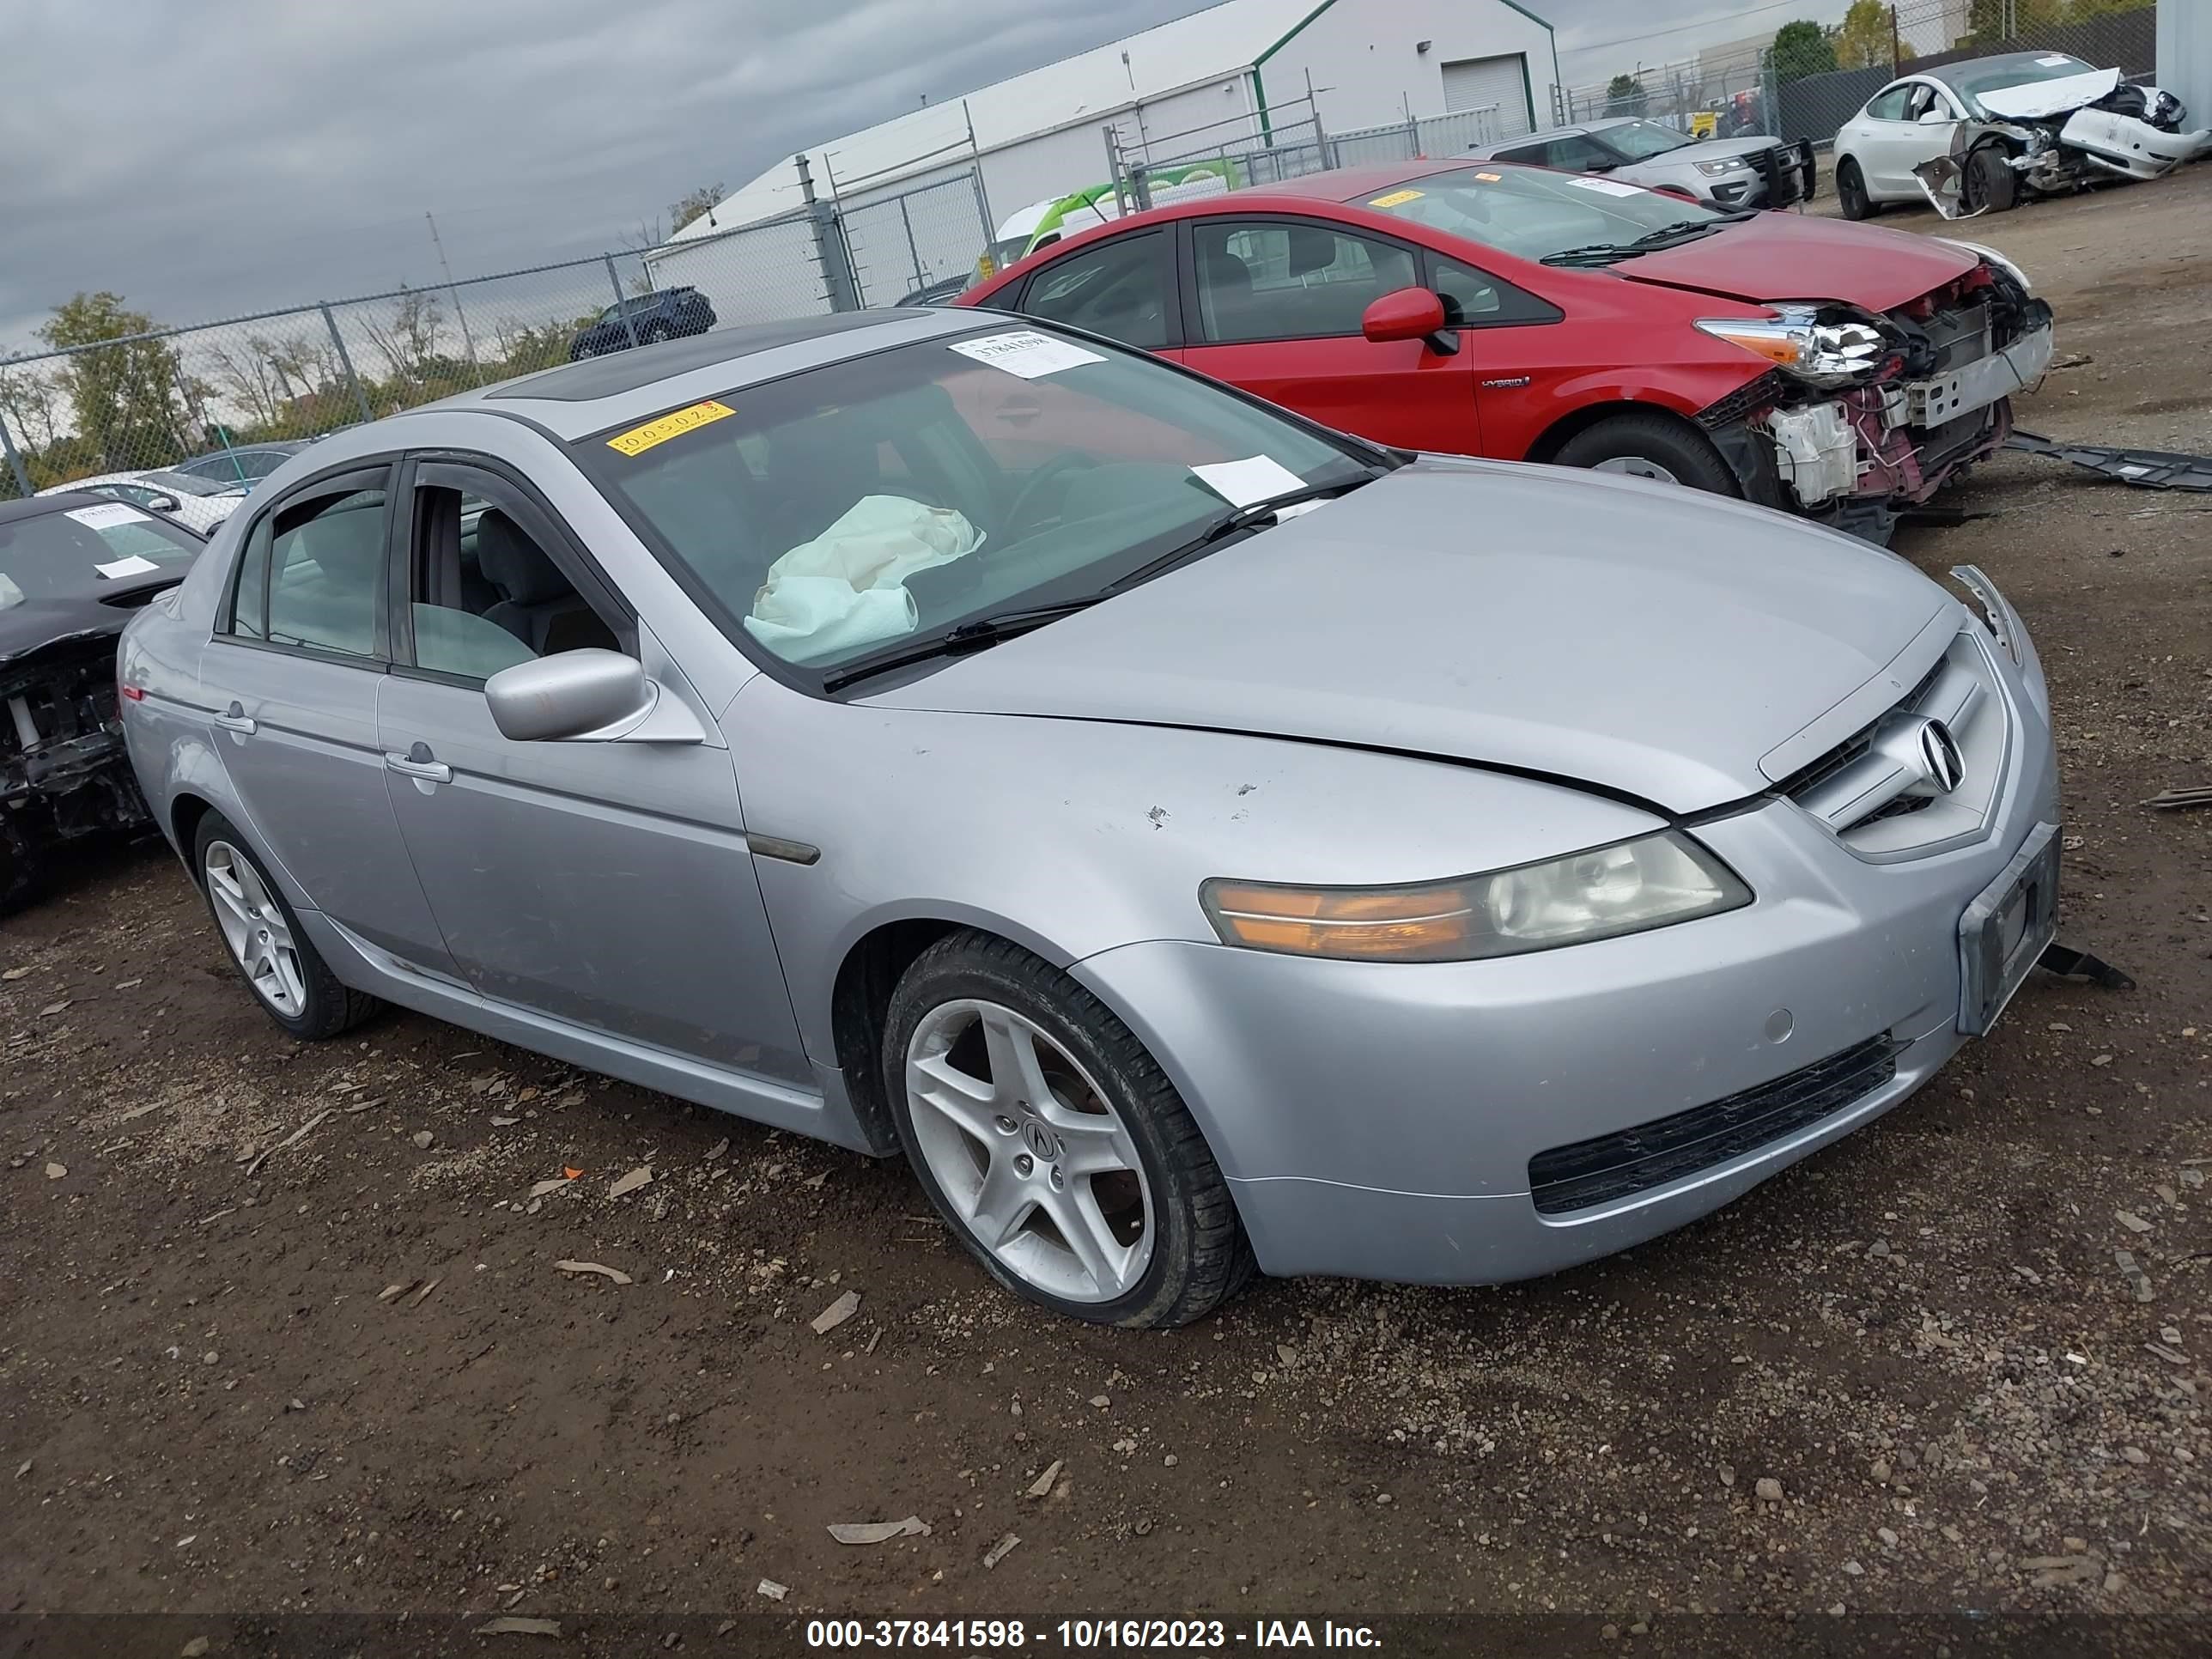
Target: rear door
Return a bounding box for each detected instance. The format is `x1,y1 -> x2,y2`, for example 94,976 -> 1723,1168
1854,82 -> 1925,196
1177,215 -> 1483,454
201,465 -> 457,974
374,454 -> 811,1084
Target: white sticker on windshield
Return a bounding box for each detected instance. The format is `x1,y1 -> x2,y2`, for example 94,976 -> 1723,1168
65,501 -> 151,531
2036,53 -> 2072,66
94,555 -> 162,580
1566,176 -> 1645,198
1190,455 -> 1308,509
946,330 -> 1107,380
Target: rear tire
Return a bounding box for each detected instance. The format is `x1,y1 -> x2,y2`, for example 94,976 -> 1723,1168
1552,413 -> 1741,497
884,931 -> 1253,1328
1836,157 -> 1875,221
192,811 -> 380,1041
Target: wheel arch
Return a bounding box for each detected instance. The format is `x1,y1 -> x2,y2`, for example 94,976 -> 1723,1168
1523,398 -> 1720,467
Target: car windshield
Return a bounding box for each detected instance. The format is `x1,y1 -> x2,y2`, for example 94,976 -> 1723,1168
1958,56 -> 2093,100
0,502 -> 199,610
1352,165 -> 1723,264
577,326 -> 1381,678
1601,120 -> 1695,160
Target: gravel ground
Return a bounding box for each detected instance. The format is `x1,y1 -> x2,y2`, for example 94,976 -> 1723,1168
2,167 -> 2208,1649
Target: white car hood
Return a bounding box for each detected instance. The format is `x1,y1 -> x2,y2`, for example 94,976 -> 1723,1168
1978,66 -> 2121,119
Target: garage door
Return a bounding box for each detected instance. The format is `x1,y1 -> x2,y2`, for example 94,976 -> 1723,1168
1442,52 -> 1530,138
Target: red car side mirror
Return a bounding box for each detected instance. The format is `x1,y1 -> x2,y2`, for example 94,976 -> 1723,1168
1361,287 -> 1460,356
1651,184 -> 1699,203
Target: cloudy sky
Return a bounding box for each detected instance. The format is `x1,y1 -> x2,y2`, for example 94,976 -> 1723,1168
1,0 -> 1844,353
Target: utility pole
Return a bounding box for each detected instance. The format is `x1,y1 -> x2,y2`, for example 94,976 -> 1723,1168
424,212 -> 484,385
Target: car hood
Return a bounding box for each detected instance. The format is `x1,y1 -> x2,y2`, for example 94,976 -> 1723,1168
870,459 -> 1954,814
1620,135 -> 1782,173
0,590 -> 144,670
1614,210 -> 1979,309
1977,66 -> 2121,119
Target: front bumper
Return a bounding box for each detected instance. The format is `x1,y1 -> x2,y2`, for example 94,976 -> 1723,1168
1073,619 -> 2059,1287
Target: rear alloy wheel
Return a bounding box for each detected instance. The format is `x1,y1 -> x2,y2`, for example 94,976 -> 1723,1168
1553,412 -> 1740,497
193,811 -> 380,1040
885,932 -> 1251,1328
1836,157 -> 1875,221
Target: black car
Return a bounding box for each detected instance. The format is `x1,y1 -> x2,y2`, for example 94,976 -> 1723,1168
896,273 -> 974,308
568,287 -> 719,358
1,493 -> 203,908
170,441 -> 307,489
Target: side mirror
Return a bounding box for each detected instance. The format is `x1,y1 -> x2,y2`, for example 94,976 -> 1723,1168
1361,287 -> 1460,356
148,493 -> 182,512
486,649 -> 656,742
1585,158 -> 1619,173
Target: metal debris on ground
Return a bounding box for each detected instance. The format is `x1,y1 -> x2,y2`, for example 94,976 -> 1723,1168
608,1165 -> 653,1199
827,1516 -> 931,1544
1027,1459 -> 1064,1498
811,1289 -> 860,1334
2006,431 -> 2212,491
556,1261 -> 633,1285
982,1532 -> 1021,1569
473,1615 -> 562,1637
2143,787 -> 2212,811
756,1578 -> 789,1601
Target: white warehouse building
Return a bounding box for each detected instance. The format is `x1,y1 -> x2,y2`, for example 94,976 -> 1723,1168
648,0 -> 1560,313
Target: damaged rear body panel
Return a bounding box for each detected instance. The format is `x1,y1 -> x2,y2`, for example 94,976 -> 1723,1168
0,495 -> 202,907
1698,260 -> 2055,543
1916,70 -> 2211,219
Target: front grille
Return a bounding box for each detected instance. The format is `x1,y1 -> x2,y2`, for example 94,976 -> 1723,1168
1779,629 -> 2008,856
1528,1036 -> 1903,1215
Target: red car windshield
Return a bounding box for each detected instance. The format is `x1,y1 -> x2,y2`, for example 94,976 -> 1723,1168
1350,167 -> 1725,264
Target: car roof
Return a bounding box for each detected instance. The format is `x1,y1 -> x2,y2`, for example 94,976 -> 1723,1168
362,307 -> 1012,444
1922,51 -> 2087,91
0,491 -> 114,526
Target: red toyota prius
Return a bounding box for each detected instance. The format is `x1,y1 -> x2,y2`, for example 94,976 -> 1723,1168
957,161 -> 2054,541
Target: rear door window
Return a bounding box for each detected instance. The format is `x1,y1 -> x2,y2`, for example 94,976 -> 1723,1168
224,474 -> 392,659
1018,231 -> 1176,349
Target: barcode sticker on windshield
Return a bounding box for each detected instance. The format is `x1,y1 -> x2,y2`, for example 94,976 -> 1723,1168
1566,177 -> 1644,198
2036,53 -> 2072,65
606,399 -> 736,457
1367,189 -> 1425,209
946,331 -> 1105,380
64,502 -> 150,531
94,555 -> 161,580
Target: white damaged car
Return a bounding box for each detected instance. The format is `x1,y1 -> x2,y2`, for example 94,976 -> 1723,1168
1832,51 -> 2210,220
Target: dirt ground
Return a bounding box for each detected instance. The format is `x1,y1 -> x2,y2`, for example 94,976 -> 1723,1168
3,167 -> 2209,1653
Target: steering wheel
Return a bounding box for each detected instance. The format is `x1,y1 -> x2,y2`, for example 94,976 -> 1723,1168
1001,453 -> 1099,540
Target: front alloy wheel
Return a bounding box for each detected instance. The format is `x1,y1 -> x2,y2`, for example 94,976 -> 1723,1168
884,932 -> 1252,1327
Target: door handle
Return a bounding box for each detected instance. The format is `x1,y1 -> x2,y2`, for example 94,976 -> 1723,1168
385,747 -> 452,783
213,702 -> 256,735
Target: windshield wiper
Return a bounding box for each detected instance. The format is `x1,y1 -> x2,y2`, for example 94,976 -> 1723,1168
1107,475 -> 1378,593
820,599 -> 1102,694
1540,209 -> 1764,268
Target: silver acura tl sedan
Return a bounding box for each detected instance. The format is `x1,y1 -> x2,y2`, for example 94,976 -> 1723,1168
118,308 -> 2061,1327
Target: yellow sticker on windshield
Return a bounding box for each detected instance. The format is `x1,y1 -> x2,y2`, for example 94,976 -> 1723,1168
605,399 -> 735,457
1366,188 -> 1425,209
1474,172 -> 1503,182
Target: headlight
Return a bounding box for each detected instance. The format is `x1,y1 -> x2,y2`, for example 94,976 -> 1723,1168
1199,831 -> 1751,963
1694,307 -> 1888,386
1694,156 -> 1748,176
1932,237 -> 2032,294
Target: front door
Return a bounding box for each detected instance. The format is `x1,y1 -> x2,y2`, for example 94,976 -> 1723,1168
1178,216 -> 1482,455
374,458 -> 810,1084
203,466 -> 455,973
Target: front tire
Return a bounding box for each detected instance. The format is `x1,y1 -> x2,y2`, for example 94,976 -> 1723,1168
1553,412 -> 1741,496
192,811 -> 380,1040
1836,157 -> 1875,221
884,932 -> 1252,1328
1963,143 -> 2018,215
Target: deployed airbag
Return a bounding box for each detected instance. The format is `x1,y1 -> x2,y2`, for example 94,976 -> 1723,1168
744,495 -> 982,662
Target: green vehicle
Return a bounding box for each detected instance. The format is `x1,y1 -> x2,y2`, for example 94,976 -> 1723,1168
977,161 -> 1247,280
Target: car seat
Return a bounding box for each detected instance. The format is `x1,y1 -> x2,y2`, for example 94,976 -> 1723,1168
477,509 -> 608,655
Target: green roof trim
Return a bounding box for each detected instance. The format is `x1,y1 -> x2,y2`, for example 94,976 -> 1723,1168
1494,0 -> 1555,35
1253,0 -> 1341,68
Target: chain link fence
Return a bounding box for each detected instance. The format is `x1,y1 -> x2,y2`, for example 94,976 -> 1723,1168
0,161 -> 994,502
1112,98 -> 1512,204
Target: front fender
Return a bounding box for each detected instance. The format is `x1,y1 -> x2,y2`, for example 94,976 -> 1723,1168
726,677 -> 1665,1065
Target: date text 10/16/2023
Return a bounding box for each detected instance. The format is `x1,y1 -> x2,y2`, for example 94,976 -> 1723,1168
805,1620 -> 1384,1649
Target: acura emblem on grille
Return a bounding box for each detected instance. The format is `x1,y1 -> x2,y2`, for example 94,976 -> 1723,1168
1914,717 -> 1965,793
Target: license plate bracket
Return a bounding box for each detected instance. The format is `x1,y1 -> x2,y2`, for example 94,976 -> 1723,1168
1958,821 -> 2060,1036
